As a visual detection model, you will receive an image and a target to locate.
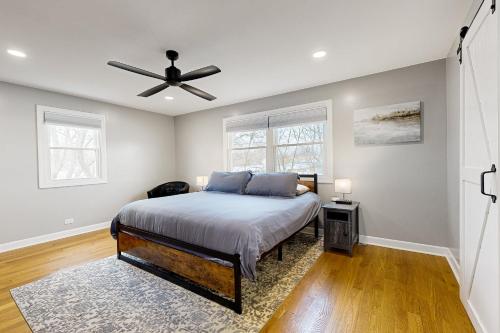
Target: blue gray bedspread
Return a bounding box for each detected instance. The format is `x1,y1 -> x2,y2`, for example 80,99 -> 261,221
111,191 -> 321,279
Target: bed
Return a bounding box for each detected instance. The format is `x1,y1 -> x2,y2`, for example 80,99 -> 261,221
111,174 -> 320,313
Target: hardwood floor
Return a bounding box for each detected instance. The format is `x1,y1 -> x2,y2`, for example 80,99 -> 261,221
0,230 -> 473,333
262,244 -> 474,333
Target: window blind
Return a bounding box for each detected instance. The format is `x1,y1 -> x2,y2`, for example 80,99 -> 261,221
44,111 -> 103,128
224,115 -> 268,132
268,107 -> 327,128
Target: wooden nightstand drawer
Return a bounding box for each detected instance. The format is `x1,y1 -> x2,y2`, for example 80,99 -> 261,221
326,221 -> 351,249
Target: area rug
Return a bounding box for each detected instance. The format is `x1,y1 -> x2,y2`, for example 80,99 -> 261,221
11,233 -> 322,333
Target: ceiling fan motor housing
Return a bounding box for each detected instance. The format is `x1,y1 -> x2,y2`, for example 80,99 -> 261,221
166,66 -> 181,86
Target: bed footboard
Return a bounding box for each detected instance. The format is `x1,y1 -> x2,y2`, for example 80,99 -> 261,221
116,223 -> 242,313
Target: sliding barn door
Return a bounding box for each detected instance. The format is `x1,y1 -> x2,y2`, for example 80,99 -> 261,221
460,2 -> 499,332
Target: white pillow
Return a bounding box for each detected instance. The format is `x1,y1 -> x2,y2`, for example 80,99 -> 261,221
296,184 -> 310,196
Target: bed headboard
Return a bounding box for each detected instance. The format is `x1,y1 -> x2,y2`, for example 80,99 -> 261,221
298,174 -> 318,194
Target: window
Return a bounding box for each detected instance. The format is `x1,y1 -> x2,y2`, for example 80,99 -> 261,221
228,129 -> 267,172
274,122 -> 325,174
223,100 -> 333,183
36,105 -> 108,188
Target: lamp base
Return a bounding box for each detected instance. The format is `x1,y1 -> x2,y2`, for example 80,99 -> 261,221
333,199 -> 352,205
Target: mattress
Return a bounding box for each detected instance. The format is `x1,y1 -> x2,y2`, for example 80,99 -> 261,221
112,191 -> 321,279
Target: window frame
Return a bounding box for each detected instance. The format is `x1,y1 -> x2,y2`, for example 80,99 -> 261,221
222,100 -> 333,183
36,105 -> 108,189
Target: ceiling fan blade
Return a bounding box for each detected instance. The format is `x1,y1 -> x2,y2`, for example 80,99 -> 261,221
180,84 -> 216,101
138,82 -> 170,97
107,61 -> 165,81
180,65 -> 221,82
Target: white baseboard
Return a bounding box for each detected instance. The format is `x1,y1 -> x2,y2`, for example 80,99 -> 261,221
0,221 -> 111,254
460,294 -> 487,333
445,248 -> 460,285
359,235 -> 460,283
359,235 -> 449,255
462,298 -> 486,333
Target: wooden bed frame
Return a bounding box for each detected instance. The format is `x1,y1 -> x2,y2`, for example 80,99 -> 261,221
116,174 -> 319,314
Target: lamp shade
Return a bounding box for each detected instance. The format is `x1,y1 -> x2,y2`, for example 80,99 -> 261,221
196,176 -> 208,187
334,178 -> 352,194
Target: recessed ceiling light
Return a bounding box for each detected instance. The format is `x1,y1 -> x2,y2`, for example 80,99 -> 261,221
7,49 -> 27,58
312,50 -> 326,59
164,96 -> 174,100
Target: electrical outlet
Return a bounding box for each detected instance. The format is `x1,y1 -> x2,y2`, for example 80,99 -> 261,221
64,218 -> 74,225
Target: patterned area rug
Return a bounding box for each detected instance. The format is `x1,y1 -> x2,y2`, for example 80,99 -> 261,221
11,233 -> 322,333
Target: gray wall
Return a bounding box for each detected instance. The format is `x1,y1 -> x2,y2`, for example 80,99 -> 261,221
0,81 -> 176,244
0,59 -> 453,248
446,43 -> 461,262
174,60 -> 449,246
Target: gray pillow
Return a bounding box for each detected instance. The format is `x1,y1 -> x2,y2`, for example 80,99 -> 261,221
205,171 -> 252,194
245,172 -> 298,197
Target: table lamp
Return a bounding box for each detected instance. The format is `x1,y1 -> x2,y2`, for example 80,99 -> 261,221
196,176 -> 209,191
333,178 -> 352,204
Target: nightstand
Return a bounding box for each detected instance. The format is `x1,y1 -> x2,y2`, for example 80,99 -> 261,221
322,201 -> 359,256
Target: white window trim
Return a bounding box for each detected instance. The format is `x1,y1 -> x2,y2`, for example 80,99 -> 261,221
222,100 -> 333,183
36,105 -> 108,189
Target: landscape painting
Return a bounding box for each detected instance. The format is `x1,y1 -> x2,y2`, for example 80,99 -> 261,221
353,101 -> 421,145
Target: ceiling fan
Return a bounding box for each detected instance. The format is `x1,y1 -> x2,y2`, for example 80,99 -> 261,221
107,50 -> 221,101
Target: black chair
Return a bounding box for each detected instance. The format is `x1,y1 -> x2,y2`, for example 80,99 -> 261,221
147,181 -> 190,199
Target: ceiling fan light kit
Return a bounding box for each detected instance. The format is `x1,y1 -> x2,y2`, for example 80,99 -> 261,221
107,50 -> 221,101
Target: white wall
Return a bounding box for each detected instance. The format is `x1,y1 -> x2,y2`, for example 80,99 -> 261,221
0,81 -> 176,244
174,60 -> 450,247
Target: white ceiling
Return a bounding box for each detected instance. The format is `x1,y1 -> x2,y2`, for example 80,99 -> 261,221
0,0 -> 472,116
